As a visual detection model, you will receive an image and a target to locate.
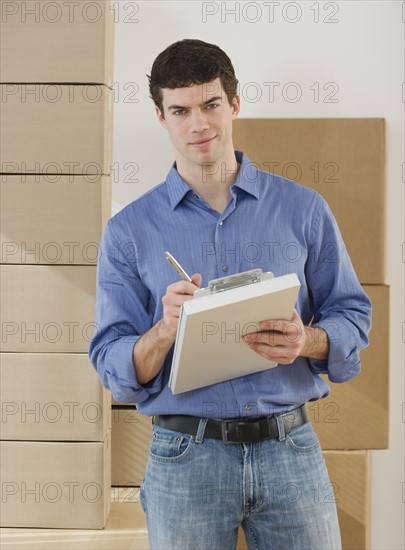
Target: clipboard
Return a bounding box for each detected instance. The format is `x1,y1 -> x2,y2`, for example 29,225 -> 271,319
168,269 -> 301,394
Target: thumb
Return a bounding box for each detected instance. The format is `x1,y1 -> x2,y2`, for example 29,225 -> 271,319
191,273 -> 202,288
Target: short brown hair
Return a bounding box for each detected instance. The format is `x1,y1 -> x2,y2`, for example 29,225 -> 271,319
147,39 -> 238,115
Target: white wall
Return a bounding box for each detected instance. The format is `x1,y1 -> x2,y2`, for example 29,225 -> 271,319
112,2 -> 404,548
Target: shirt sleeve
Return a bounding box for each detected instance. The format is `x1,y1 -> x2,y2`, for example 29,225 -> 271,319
304,194 -> 372,383
88,219 -> 164,403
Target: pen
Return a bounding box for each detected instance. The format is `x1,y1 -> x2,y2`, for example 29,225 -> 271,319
165,251 -> 193,283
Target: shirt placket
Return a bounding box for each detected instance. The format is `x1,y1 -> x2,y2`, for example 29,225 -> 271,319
214,193 -> 238,278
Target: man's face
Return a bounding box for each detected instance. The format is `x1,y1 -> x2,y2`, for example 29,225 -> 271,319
156,78 -> 240,171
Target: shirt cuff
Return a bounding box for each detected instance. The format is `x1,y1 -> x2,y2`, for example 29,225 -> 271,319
309,317 -> 362,383
105,336 -> 164,403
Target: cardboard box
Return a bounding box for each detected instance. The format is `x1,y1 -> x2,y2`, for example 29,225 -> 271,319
309,285 -> 389,450
237,529 -> 248,549
0,0 -> 115,85
1,175 -> 111,265
233,119 -> 385,284
111,407 -> 152,486
323,451 -> 370,550
0,265 -> 96,353
0,432 -> 111,529
0,353 -> 111,441
0,84 -> 113,175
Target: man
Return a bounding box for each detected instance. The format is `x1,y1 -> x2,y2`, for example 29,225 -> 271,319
89,39 -> 371,549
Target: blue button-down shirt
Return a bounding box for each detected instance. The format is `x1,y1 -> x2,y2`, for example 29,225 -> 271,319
89,151 -> 372,418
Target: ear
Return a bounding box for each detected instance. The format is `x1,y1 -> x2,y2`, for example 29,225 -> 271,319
231,95 -> 241,119
155,105 -> 167,129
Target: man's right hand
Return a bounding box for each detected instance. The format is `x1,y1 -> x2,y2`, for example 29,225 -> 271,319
159,273 -> 202,343
134,272 -> 202,385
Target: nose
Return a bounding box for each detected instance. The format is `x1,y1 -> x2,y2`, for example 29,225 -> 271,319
190,109 -> 210,134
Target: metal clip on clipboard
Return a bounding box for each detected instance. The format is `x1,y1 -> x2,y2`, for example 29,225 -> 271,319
194,268 -> 275,298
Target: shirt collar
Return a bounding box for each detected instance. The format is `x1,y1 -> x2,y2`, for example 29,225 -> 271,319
166,150 -> 260,210
232,150 -> 260,200
165,162 -> 193,209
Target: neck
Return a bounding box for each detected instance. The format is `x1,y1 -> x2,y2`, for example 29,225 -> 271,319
176,152 -> 240,213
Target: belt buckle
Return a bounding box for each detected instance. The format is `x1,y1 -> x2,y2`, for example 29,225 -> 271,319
221,419 -> 262,444
221,420 -> 237,444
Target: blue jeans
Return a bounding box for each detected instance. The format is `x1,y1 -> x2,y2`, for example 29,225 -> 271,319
140,416 -> 342,550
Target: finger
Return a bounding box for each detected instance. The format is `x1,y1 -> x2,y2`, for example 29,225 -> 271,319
163,292 -> 196,309
246,342 -> 294,363
167,279 -> 199,295
259,319 -> 290,332
191,273 -> 202,288
259,319 -> 303,337
257,328 -> 302,346
165,302 -> 182,314
260,308 -> 302,329
243,331 -> 286,346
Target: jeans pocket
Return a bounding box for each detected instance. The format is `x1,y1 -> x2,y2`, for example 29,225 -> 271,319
286,421 -> 320,452
149,425 -> 194,462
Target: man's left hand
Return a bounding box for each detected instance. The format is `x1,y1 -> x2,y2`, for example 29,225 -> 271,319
242,308 -> 309,365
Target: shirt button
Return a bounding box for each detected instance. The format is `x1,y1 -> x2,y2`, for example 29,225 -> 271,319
245,404 -> 252,411
218,221 -> 223,226
222,265 -> 229,272
193,194 -> 199,200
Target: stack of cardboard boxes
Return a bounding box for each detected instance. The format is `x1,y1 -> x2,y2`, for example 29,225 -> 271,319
233,118 -> 387,549
111,119 -> 387,549
0,0 -> 115,529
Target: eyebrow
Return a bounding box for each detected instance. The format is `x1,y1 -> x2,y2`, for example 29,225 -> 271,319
167,96 -> 224,111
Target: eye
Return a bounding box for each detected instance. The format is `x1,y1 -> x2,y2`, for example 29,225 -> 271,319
172,109 -> 187,116
205,103 -> 219,110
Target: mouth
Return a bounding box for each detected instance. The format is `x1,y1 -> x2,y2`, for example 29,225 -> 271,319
190,136 -> 216,147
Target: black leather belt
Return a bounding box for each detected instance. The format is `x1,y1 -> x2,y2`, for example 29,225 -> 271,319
153,404 -> 309,444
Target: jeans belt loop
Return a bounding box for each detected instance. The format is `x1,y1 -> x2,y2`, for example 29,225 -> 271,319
221,420 -> 233,444
195,418 -> 209,444
275,413 -> 286,441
